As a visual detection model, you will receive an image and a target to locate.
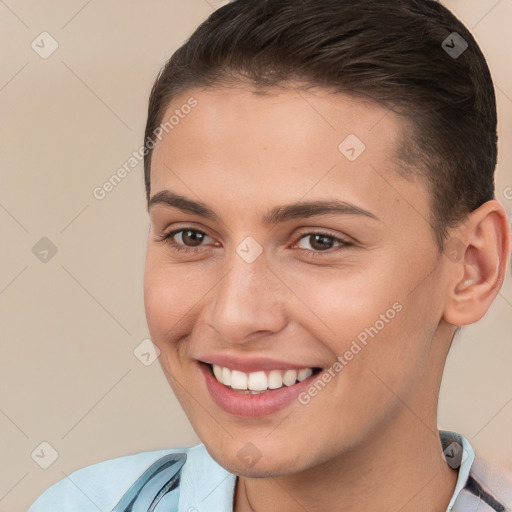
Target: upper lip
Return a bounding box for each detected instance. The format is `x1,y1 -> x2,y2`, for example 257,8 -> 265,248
199,354 -> 322,373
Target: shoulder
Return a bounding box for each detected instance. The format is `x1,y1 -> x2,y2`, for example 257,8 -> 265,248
27,446 -> 194,512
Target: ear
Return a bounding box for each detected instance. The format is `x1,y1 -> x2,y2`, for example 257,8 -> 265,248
442,200 -> 511,326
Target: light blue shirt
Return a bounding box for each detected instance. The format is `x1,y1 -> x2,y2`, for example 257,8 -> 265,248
28,430 -> 510,511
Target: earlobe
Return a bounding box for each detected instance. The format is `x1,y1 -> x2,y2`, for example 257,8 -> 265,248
442,200 -> 511,327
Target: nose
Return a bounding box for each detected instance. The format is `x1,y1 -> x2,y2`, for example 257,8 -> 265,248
205,250 -> 288,346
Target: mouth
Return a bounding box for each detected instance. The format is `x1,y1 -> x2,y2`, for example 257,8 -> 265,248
198,361 -> 324,417
202,362 -> 323,394
196,356 -> 327,417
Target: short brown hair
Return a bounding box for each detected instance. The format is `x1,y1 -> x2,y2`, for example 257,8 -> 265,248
144,0 -> 497,249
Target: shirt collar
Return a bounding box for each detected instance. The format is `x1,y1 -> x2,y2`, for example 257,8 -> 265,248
178,443 -> 236,511
439,430 -> 476,511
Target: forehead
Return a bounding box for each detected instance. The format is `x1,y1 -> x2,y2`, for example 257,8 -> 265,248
153,85 -> 402,175
150,85 -> 427,232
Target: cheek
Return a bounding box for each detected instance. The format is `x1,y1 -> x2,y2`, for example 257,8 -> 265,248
333,281 -> 439,408
144,268 -> 178,344
143,254 -> 205,345
284,262 -> 402,349
143,259 -> 198,402
286,260 -> 433,397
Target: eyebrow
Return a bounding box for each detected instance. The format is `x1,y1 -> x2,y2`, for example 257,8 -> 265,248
148,190 -> 380,224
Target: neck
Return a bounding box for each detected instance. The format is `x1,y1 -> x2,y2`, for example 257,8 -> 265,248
234,415 -> 458,512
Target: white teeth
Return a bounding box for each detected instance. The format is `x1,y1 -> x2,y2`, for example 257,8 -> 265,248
297,368 -> 313,382
282,369 -> 297,386
210,364 -> 316,391
221,367 -> 231,387
230,370 -> 247,390
213,364 -> 223,382
268,370 -> 283,389
248,371 -> 268,391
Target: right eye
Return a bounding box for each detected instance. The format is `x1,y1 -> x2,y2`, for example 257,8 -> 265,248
157,228 -> 216,253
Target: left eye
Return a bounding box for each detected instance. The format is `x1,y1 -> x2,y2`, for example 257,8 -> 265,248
295,233 -> 348,252
172,229 -> 209,247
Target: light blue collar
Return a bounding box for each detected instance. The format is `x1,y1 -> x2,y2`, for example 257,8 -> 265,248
178,444 -> 236,511
442,430 -> 476,511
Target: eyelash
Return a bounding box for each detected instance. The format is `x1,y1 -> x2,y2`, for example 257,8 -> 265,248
156,228 -> 352,257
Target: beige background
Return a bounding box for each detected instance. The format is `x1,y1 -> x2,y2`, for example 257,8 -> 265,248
1,1 -> 511,511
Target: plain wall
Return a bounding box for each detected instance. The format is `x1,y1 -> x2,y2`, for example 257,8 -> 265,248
1,1 -> 511,510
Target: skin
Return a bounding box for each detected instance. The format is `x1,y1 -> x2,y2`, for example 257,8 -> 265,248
143,85 -> 511,512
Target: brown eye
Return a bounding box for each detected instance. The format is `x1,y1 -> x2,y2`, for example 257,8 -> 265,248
179,229 -> 205,247
309,234 -> 335,250
297,233 -> 341,251
159,228 -> 214,253
294,231 -> 352,257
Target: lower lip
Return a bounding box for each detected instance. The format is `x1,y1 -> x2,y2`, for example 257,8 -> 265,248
199,362 -> 321,417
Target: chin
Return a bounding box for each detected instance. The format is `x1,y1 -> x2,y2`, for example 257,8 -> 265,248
204,442 -> 309,479
222,458 -> 298,479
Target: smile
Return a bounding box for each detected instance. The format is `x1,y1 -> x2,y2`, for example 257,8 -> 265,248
199,361 -> 324,416
210,364 -> 321,393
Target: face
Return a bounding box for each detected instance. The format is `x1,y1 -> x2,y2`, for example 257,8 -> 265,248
144,85 -> 454,477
